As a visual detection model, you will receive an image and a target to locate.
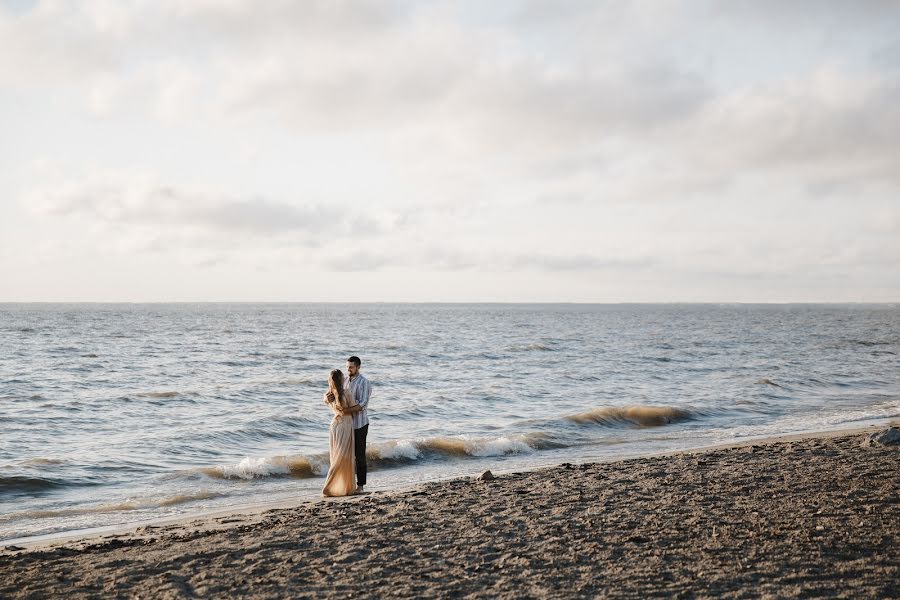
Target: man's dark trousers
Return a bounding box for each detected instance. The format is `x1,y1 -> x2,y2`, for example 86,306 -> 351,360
354,424 -> 368,486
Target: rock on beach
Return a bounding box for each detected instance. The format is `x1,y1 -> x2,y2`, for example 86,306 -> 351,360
861,426 -> 900,447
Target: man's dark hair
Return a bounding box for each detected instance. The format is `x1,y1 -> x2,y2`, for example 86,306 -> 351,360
348,356 -> 361,367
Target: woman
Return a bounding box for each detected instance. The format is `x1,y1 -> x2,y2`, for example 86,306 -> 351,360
322,369 -> 358,496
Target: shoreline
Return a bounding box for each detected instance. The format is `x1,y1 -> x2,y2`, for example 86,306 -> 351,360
3,422 -> 892,551
2,425 -> 897,598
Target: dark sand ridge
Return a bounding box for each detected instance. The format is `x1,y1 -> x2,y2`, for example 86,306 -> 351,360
1,427 -> 897,599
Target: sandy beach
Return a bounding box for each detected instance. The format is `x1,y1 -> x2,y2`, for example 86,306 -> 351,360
2,429 -> 897,599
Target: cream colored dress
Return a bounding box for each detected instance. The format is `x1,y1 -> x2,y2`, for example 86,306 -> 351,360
322,389 -> 357,497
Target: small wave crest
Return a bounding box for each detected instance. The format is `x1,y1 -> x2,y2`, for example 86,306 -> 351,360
276,378 -> 322,387
136,391 -> 180,398
506,343 -> 554,352
0,490 -> 224,523
157,491 -> 223,507
848,339 -> 894,347
756,378 -> 785,388
565,406 -> 694,427
0,476 -> 68,495
418,435 -> 534,457
368,432 -> 557,466
20,458 -> 67,466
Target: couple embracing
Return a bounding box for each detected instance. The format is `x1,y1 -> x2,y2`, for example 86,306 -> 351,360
322,356 -> 371,497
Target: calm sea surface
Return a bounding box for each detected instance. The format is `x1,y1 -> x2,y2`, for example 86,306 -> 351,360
2,303 -> 899,542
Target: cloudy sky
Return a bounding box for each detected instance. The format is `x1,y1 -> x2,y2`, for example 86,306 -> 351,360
1,0 -> 899,302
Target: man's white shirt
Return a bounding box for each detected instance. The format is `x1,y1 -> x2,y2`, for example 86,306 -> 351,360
345,373 -> 371,429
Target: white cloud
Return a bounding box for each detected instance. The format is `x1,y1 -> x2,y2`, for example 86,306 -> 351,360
26,169 -> 357,241
696,66 -> 900,175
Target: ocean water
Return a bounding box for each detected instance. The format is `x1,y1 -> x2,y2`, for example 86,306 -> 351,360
2,303 -> 899,542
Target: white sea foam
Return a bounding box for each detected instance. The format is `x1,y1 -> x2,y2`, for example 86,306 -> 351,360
467,435 -> 535,457
219,457 -> 289,479
213,455 -> 323,480
368,434 -> 539,464
413,434 -> 538,458
374,440 -> 421,461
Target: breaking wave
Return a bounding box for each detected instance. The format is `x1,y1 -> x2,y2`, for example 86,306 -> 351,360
369,432 -> 561,464
198,455 -> 326,480
195,405 -> 716,484
198,433 -> 564,482
565,406 -> 695,427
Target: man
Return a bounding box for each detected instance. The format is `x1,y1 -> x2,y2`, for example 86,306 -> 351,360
326,356 -> 371,493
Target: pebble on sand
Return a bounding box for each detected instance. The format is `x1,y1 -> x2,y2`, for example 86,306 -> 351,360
477,470 -> 495,481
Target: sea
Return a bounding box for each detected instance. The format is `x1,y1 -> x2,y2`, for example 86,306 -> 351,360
2,303 -> 899,543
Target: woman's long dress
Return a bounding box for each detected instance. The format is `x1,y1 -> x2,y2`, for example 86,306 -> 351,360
322,389 -> 357,497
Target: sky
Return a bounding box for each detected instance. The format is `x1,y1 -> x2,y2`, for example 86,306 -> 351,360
1,0 -> 899,302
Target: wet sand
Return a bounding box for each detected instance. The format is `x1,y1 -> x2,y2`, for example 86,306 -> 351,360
2,430 -> 898,599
